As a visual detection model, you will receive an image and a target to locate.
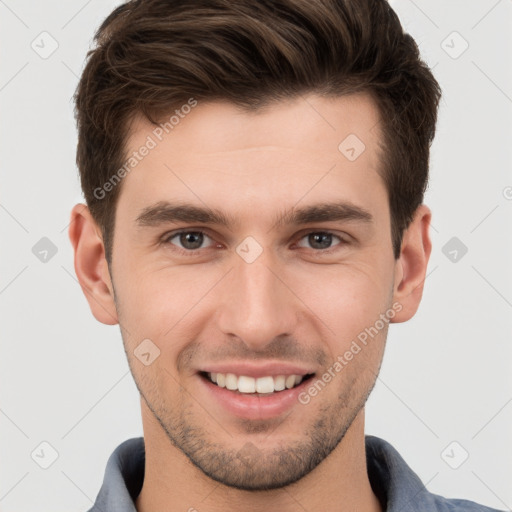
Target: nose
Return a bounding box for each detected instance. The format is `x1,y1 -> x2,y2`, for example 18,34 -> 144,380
215,248 -> 298,351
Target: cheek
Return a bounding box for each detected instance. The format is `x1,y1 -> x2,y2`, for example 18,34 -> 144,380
116,263 -> 210,331
114,266 -> 218,379
291,262 -> 392,340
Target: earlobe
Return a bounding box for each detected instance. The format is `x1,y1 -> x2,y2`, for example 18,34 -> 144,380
68,203 -> 119,325
390,204 -> 432,323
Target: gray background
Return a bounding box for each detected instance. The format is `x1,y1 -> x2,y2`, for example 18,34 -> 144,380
1,0 -> 511,510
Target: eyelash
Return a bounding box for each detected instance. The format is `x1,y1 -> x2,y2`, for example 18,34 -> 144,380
160,229 -> 349,257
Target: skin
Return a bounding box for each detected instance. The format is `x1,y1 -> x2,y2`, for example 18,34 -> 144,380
69,92 -> 431,512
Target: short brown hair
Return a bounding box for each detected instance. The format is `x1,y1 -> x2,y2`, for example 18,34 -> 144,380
74,0 -> 441,262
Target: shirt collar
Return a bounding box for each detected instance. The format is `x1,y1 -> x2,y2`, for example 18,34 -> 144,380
88,435 -> 442,512
89,437 -> 144,512
365,434 -> 439,511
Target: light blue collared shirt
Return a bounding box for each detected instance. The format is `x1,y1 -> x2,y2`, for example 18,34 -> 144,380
87,435 -> 505,511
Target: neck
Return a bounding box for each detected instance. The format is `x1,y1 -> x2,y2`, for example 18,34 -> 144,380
135,402 -> 382,512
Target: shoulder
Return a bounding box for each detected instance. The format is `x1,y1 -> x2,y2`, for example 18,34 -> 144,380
364,435 -> 506,512
427,494 -> 506,511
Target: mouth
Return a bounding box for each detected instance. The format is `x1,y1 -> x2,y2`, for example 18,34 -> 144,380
199,371 -> 315,396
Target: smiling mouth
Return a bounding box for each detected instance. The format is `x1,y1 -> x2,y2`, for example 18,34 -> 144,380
200,371 -> 315,395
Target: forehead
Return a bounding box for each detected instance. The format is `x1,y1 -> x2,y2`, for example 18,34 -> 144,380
117,92 -> 386,224
125,92 -> 382,159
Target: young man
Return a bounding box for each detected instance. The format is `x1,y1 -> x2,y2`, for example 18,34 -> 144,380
68,0 -> 504,511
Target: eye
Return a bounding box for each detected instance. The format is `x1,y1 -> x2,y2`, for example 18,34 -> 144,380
161,229 -> 349,256
163,230 -> 216,252
295,230 -> 347,251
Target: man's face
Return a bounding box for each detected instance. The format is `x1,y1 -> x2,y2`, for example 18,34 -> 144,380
109,93 -> 399,489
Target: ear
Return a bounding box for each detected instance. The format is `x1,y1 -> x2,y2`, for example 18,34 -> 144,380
68,203 -> 118,325
390,204 -> 432,323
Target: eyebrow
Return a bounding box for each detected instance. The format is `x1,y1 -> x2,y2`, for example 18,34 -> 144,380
135,200 -> 374,231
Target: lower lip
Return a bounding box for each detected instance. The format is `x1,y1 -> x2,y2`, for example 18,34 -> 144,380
199,374 -> 312,420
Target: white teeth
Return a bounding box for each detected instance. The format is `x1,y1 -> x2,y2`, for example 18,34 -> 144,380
274,375 -> 286,391
225,373 -> 238,390
285,375 -> 296,389
256,376 -> 274,393
238,375 -> 256,393
207,372 -> 307,394
216,373 -> 226,388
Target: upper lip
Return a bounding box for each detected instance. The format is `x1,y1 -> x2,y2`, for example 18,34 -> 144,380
198,362 -> 315,378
